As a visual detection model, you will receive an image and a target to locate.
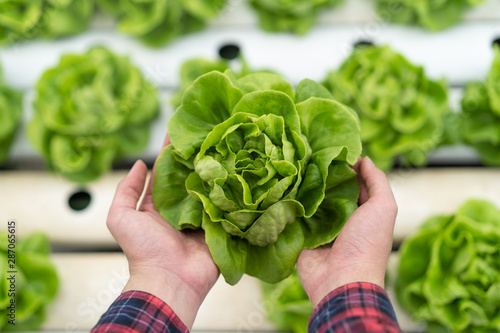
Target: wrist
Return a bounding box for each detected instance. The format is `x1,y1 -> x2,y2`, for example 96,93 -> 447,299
123,267 -> 208,329
309,271 -> 385,307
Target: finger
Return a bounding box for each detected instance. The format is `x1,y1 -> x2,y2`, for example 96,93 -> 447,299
353,157 -> 369,205
360,157 -> 394,202
140,133 -> 171,211
109,160 -> 148,216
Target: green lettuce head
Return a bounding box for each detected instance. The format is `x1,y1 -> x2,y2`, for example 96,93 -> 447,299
396,199 -> 500,332
153,71 -> 362,284
261,270 -> 312,333
29,47 -> 159,183
0,64 -> 23,164
323,45 -> 450,171
461,45 -> 500,166
375,0 -> 485,31
97,0 -> 227,47
248,0 -> 344,35
0,232 -> 59,331
0,0 -> 94,45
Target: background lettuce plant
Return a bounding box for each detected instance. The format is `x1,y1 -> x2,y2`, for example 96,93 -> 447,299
0,64 -> 23,165
261,270 -> 312,333
396,199 -> 500,332
323,45 -> 450,171
97,0 -> 227,47
375,0 -> 485,31
461,45 -> 500,166
153,71 -> 362,284
0,0 -> 94,45
247,0 -> 344,35
0,232 -> 59,331
29,47 -> 159,183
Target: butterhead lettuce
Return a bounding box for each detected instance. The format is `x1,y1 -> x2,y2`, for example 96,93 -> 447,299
323,45 -> 450,171
153,71 -> 362,284
396,199 -> 500,332
0,63 -> 23,164
461,45 -> 500,166
0,232 -> 59,331
97,0 -> 227,47
0,0 -> 94,45
261,270 -> 312,333
248,0 -> 344,35
375,0 -> 485,31
171,56 -> 265,108
29,47 -> 159,183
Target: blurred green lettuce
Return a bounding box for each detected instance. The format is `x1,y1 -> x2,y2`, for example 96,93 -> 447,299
97,0 -> 227,47
396,199 -> 500,332
0,0 -> 94,45
461,45 -> 500,166
0,232 -> 59,331
261,270 -> 312,333
248,0 -> 344,35
29,47 -> 159,183
323,45 -> 450,171
375,0 -> 485,31
0,64 -> 23,164
153,71 -> 361,284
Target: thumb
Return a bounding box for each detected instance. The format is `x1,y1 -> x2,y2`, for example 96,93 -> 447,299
109,160 -> 148,214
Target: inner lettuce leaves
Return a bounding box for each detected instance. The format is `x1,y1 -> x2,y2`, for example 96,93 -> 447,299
153,71 -> 362,284
461,45 -> 500,166
0,232 -> 59,331
28,47 -> 159,183
261,270 -> 312,333
97,0 -> 227,47
396,199 -> 500,332
323,45 -> 451,171
0,63 -> 23,165
375,0 -> 485,31
0,0 -> 94,45
171,55 -> 271,108
247,0 -> 344,35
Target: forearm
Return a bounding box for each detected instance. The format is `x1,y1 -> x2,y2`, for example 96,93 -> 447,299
308,282 -> 401,333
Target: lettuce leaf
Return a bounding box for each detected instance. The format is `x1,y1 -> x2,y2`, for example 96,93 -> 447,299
323,45 -> 451,171
396,199 -> 500,332
0,232 -> 59,331
0,64 -> 23,164
97,0 -> 227,47
461,45 -> 500,166
0,0 -> 94,45
375,0 -> 485,31
248,0 -> 344,35
171,56 -> 268,107
261,270 -> 312,333
29,47 -> 159,183
153,71 -> 362,284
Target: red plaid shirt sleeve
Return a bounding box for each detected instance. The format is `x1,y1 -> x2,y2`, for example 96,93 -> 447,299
91,290 -> 188,333
309,282 -> 402,333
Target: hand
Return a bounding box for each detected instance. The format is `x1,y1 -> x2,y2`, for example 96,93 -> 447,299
297,157 -> 397,307
107,135 -> 219,329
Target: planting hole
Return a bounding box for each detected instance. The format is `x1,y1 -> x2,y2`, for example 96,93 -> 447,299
219,43 -> 241,60
354,40 -> 374,48
68,190 -> 91,211
492,37 -> 500,48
